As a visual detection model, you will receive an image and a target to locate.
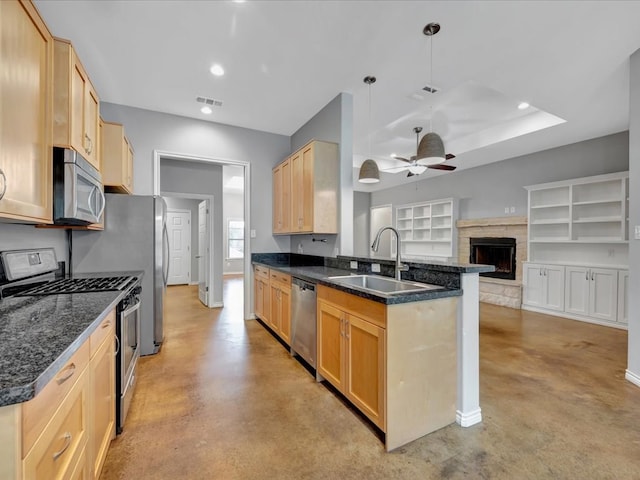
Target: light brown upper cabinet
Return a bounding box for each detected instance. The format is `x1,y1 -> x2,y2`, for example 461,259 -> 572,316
273,140 -> 338,235
101,121 -> 134,194
0,0 -> 54,224
272,158 -> 291,233
52,37 -> 101,171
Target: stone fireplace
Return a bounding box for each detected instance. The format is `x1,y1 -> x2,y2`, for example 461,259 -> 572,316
456,217 -> 527,309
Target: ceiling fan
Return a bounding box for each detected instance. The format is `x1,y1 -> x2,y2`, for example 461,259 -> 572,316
384,127 -> 456,177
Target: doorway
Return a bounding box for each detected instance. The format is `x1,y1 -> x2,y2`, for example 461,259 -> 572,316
153,151 -> 250,317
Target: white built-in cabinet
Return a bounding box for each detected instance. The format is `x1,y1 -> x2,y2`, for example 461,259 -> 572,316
393,198 -> 456,260
522,263 -> 565,312
522,171 -> 629,329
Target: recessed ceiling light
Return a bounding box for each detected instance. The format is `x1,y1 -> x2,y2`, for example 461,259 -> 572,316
210,64 -> 225,76
201,106 -> 213,114
232,0 -> 246,3
390,153 -> 396,158
518,102 -> 530,110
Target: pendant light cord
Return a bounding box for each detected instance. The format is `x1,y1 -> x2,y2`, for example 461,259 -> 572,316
429,30 -> 434,133
368,81 -> 372,159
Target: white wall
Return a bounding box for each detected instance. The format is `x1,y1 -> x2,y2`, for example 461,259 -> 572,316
99,102 -> 291,254
372,132 -> 629,220
164,196 -> 201,282
223,191 -> 244,274
627,49 -> 640,383
289,93 -> 354,257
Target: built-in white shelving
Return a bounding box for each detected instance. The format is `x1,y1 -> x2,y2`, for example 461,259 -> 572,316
393,198 -> 456,260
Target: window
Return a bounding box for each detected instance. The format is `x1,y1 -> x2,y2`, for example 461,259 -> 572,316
227,219 -> 244,259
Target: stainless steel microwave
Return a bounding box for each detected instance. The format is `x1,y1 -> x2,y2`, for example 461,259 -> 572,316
53,147 -> 105,225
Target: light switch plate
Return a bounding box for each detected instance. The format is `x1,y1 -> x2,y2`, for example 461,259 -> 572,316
371,263 -> 381,273
350,261 -> 358,269
250,229 -> 256,238
635,225 -> 640,240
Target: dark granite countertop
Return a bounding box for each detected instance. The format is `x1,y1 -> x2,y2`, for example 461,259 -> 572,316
253,262 -> 463,305
0,271 -> 143,407
336,255 -> 495,274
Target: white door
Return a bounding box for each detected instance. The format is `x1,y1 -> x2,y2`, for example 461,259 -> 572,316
198,201 -> 208,306
167,209 -> 191,285
523,264 -> 544,307
543,265 -> 565,312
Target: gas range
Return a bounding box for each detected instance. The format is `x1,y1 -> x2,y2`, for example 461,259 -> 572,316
0,248 -> 136,299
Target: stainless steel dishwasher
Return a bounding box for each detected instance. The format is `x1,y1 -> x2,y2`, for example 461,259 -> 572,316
291,277 -> 317,371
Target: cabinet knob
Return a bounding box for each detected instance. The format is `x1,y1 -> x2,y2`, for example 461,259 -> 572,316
0,168 -> 6,200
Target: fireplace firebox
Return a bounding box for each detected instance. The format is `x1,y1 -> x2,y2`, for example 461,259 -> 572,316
469,237 -> 516,280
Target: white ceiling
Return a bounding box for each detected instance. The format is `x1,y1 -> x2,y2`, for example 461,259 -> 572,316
34,1 -> 640,192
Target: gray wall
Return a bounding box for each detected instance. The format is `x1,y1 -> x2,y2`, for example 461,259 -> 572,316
372,132 -> 629,220
100,102 -> 291,254
353,191 -> 371,257
164,196 -> 201,283
0,224 -> 67,267
289,93 -> 354,257
628,49 -> 640,380
160,158 -> 223,303
223,192 -> 244,274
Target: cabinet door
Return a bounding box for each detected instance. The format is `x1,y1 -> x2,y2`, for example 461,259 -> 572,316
279,285 -> 291,345
269,283 -> 280,331
317,301 -> 345,391
261,279 -> 271,325
589,268 -> 617,322
90,334 -> 115,479
126,142 -> 134,193
523,264 -> 544,307
290,151 -> 303,231
543,265 -> 565,311
281,159 -> 291,232
618,270 -> 629,324
84,83 -> 100,169
564,267 -> 589,316
272,164 -> 282,233
254,277 -> 263,319
0,0 -> 53,223
346,314 -> 385,429
299,143 -> 314,232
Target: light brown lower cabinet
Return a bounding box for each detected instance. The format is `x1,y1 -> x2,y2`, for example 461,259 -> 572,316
254,265 -> 270,325
317,285 -> 458,451
0,309 -> 116,479
317,293 -> 385,430
269,270 -> 291,345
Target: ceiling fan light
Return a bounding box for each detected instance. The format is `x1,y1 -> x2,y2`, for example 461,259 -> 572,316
358,159 -> 380,183
416,132 -> 446,165
408,164 -> 427,175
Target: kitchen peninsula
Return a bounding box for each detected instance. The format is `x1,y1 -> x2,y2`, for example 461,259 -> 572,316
252,253 -> 493,451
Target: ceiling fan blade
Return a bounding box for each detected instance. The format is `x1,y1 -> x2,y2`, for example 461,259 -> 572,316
381,165 -> 410,173
392,156 -> 412,163
406,171 -> 415,177
445,153 -> 456,160
428,164 -> 457,171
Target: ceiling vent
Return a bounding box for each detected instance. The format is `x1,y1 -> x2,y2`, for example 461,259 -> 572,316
196,96 -> 223,107
422,84 -> 438,94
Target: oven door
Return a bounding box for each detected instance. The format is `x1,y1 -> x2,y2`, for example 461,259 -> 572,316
118,296 -> 140,432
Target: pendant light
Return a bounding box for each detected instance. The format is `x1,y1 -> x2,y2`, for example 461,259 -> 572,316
416,22 -> 446,165
358,76 -> 380,183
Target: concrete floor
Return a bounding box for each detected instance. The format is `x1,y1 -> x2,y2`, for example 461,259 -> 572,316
100,277 -> 640,479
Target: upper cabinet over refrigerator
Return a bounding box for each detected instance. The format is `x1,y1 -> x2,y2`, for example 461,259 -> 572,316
0,0 -> 54,224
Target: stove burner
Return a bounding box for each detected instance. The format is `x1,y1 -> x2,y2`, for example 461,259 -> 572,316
17,276 -> 134,296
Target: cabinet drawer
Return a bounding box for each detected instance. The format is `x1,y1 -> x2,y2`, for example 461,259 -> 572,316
254,265 -> 270,281
90,310 -> 115,358
22,340 -> 89,454
269,270 -> 290,286
22,368 -> 88,479
318,285 -> 387,329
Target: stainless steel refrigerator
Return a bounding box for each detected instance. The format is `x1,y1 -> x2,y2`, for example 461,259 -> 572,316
72,194 -> 168,355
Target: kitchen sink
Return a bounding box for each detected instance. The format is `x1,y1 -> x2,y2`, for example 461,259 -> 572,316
327,274 -> 443,295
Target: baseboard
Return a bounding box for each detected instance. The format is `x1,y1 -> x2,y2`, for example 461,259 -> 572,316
625,370 -> 640,388
456,408 -> 482,427
189,281 -> 199,286
210,302 -> 223,308
224,272 -> 244,276
521,305 -> 628,330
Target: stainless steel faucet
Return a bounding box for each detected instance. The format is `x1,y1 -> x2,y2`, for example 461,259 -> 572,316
371,226 -> 409,280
